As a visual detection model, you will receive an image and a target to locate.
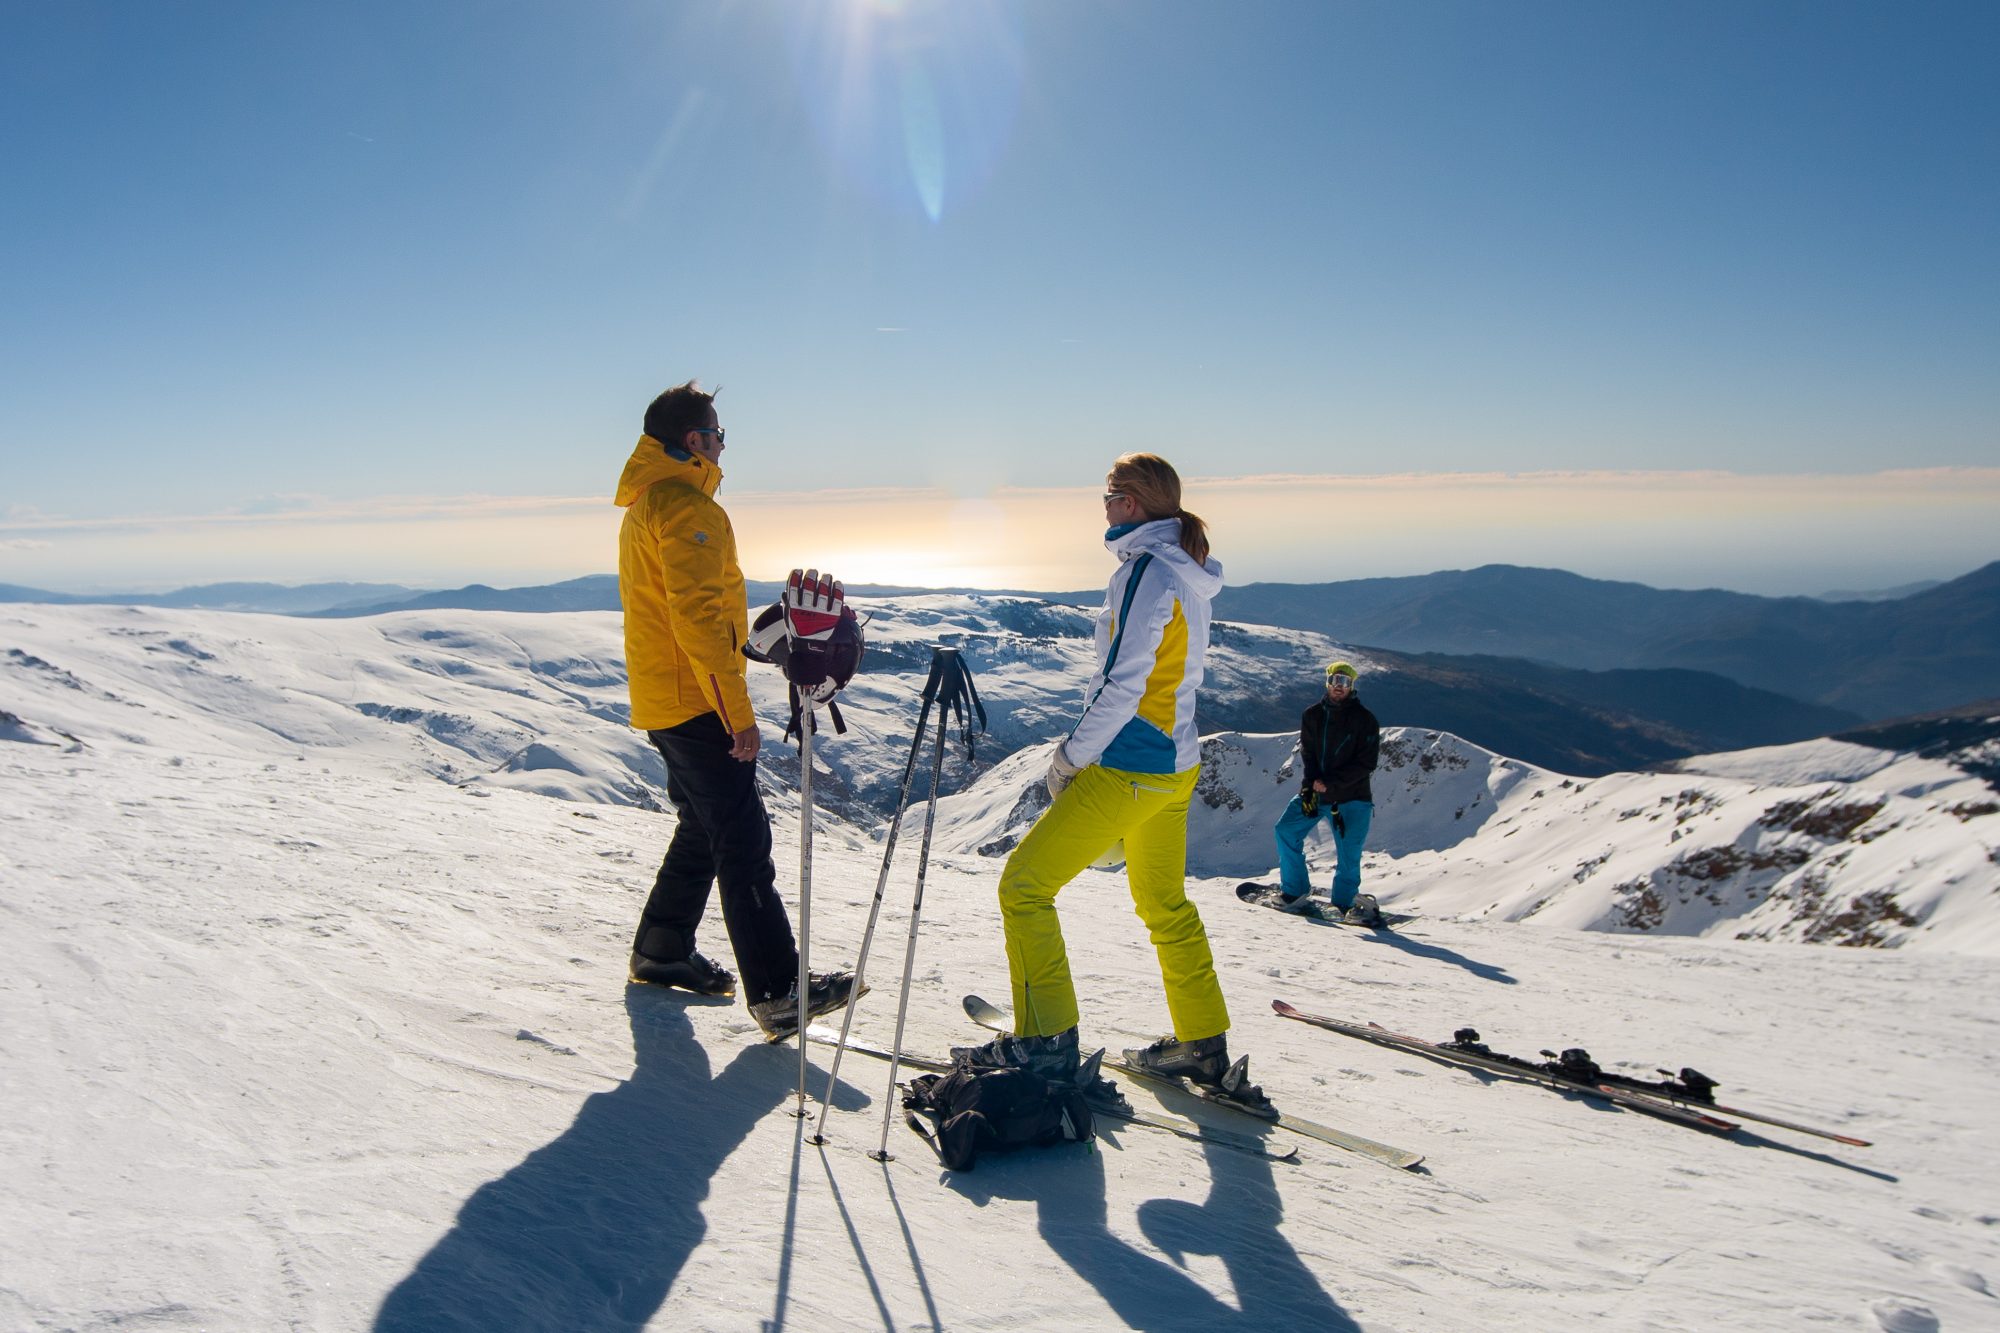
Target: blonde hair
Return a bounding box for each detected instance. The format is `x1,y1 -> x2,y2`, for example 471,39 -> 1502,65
1108,453 -> 1210,565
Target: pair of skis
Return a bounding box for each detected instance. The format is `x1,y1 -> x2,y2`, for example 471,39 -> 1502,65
1271,1001 -> 1870,1147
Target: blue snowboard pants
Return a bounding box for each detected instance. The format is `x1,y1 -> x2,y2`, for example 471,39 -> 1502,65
1274,796 -> 1374,909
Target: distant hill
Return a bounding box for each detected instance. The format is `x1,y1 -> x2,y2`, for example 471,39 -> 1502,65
305,575 -> 625,617
0,580 -> 429,614
1832,698 -> 2000,793
1817,579 -> 1944,602
303,575 -> 1014,617
1198,638 -> 1862,778
1211,561 -> 2000,720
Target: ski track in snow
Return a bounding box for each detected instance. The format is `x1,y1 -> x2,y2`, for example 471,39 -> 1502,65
3,603 -> 1999,1331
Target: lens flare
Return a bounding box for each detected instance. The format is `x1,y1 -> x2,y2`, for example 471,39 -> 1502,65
787,0 -> 1022,222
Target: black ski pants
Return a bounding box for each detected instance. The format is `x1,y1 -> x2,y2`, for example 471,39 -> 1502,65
635,711 -> 799,1006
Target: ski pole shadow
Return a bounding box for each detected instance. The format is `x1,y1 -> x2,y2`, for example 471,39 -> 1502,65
808,1147 -> 898,1328
373,988 -> 858,1333
942,1131 -> 1358,1331
1364,929 -> 1516,985
877,1160 -> 945,1333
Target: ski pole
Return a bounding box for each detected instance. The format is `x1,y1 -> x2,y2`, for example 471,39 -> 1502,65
811,668 -> 942,1144
871,690 -> 951,1162
793,700 -> 815,1119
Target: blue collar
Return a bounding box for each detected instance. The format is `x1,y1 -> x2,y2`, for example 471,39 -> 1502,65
1105,521 -> 1141,541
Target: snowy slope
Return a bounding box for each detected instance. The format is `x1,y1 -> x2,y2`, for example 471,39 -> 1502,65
931,722 -> 2000,957
7,600 -> 1995,958
5,602 -> 2000,1331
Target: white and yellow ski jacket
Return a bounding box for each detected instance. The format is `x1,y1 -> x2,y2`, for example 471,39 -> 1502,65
1064,518 -> 1224,776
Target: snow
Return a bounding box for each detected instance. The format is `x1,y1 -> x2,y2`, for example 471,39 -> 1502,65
5,601 -> 1999,1331
1672,737 -> 1977,798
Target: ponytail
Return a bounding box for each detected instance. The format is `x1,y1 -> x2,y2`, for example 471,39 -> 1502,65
1175,509 -> 1210,565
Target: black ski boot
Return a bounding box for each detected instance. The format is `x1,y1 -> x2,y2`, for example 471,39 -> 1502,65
628,950 -> 735,996
1123,1033 -> 1279,1120
1343,895 -> 1385,927
750,970 -> 866,1040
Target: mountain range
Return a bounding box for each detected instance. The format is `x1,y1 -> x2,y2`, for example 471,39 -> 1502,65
1211,561 -> 2000,720
0,579 -> 428,614
7,560 -> 1995,771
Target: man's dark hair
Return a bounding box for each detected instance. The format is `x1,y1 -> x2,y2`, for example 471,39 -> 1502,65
643,381 -> 717,445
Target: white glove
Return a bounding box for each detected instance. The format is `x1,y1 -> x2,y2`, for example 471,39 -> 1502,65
1046,742 -> 1082,800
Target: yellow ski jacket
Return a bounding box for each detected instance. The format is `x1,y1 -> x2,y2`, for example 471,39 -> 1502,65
614,436 -> 755,733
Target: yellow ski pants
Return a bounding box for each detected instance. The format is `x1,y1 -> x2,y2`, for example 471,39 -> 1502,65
998,762 -> 1230,1042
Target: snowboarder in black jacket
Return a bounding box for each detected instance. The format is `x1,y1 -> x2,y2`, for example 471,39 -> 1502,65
1273,661 -> 1382,923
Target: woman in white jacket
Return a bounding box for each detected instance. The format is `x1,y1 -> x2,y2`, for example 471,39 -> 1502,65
953,453 -> 1275,1116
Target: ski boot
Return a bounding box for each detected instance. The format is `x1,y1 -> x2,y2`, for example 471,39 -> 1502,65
951,1026 -> 1081,1082
750,970 -> 866,1040
1276,891 -> 1316,915
628,950 -> 735,996
1123,1033 -> 1279,1120
1343,895 -> 1385,928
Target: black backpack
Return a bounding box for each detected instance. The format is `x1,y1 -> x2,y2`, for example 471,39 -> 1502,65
902,1066 -> 1095,1171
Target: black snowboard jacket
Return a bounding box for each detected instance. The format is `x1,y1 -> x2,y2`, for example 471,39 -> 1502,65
1299,695 -> 1380,806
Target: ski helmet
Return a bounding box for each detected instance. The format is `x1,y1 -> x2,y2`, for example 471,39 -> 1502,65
745,600 -> 865,703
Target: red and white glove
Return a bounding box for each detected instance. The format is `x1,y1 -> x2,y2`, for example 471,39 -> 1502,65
782,568 -> 845,641
745,568 -> 845,665
744,568 -> 856,704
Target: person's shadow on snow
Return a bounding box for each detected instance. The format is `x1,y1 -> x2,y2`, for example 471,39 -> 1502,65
374,989 -> 802,1333
948,1127 -> 1358,1331
1133,1138 -> 1361,1332
1364,928 -> 1517,985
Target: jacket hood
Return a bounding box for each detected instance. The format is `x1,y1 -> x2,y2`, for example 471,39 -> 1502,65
1107,517 -> 1224,600
614,435 -> 721,508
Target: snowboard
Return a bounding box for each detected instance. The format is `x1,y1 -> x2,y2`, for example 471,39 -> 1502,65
1235,883 -> 1405,929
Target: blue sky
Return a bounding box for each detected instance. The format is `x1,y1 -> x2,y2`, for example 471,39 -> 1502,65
2,1 -> 1995,594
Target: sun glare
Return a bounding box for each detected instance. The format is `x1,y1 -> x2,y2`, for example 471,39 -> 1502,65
786,0 -> 1022,222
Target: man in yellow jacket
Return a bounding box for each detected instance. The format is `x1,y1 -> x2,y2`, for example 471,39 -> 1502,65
615,381 -> 854,1037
